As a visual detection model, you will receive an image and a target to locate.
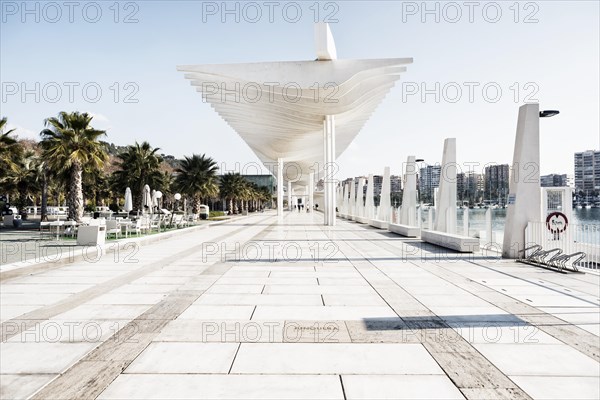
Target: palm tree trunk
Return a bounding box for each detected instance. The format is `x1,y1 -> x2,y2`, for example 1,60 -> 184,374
41,172 -> 48,222
139,182 -> 145,212
69,163 -> 83,221
18,186 -> 27,216
229,198 -> 233,214
193,196 -> 201,215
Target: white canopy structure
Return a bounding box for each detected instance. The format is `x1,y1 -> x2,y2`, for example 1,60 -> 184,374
178,23 -> 412,225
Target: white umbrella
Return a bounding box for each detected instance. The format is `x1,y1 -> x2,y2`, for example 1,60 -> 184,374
124,187 -> 133,213
151,190 -> 158,212
143,185 -> 152,213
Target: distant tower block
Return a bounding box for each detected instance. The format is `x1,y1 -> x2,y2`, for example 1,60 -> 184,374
357,177 -> 366,217
503,104 -> 541,258
434,138 -> 457,233
365,174 -> 375,219
349,178 -> 356,219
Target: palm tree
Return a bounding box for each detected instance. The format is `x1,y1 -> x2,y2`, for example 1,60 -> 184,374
219,173 -> 246,214
0,118 -> 22,179
83,168 -> 111,210
257,185 -> 271,210
40,112 -> 108,221
112,142 -> 163,211
10,150 -> 39,215
36,157 -> 51,222
174,154 -> 219,214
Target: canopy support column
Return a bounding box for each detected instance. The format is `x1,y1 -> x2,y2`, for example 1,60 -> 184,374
288,181 -> 292,211
309,172 -> 314,213
277,158 -> 283,217
323,115 -> 336,226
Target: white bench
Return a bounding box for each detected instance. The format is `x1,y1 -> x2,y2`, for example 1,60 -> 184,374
354,216 -> 369,224
388,223 -> 420,238
420,230 -> 480,253
369,219 -> 389,229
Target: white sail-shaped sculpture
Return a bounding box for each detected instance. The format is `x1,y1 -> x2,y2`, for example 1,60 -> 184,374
434,138 -> 457,233
400,157 -> 417,226
377,167 -> 391,222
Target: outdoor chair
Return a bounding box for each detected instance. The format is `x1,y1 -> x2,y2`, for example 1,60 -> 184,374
168,214 -> 182,228
139,215 -> 151,234
129,219 -> 142,236
63,220 -> 78,238
179,216 -> 189,227
39,221 -> 52,238
80,217 -> 92,225
149,215 -> 160,232
106,220 -> 121,239
89,218 -> 106,226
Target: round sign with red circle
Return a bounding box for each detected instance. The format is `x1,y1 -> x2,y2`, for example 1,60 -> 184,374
546,212 -> 568,234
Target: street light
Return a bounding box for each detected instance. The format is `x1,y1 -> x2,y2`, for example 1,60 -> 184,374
415,158 -> 427,204
155,190 -> 163,207
539,110 -> 560,118
174,193 -> 181,211
170,193 -> 182,227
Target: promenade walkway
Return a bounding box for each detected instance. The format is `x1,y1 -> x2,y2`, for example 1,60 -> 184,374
1,211 -> 598,399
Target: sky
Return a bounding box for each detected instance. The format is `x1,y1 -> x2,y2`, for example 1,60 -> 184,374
1,0 -> 599,180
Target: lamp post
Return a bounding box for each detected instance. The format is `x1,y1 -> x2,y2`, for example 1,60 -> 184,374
174,193 -> 181,211
415,159 -> 425,203
155,191 -> 163,212
171,193 -> 181,228
155,191 -> 163,232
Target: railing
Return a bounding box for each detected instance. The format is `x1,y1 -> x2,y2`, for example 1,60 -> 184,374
525,222 -> 600,270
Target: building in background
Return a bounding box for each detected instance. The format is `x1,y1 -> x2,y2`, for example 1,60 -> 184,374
390,175 -> 402,193
457,173 -> 467,206
418,165 -> 441,204
574,150 -> 600,203
243,174 -> 276,195
484,164 -> 509,206
213,174 -> 276,211
341,177 -> 354,192
541,173 -> 571,187
372,175 -> 383,196
390,175 -> 402,207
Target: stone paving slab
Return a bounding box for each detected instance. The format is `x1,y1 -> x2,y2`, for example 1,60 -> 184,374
341,375 -> 465,399
230,343 -> 444,375
97,374 -> 344,400
124,342 -> 239,374
473,343 -> 600,376
0,374 -> 57,400
0,342 -> 97,374
509,376 -> 600,400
